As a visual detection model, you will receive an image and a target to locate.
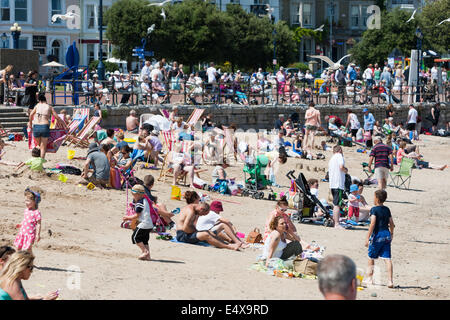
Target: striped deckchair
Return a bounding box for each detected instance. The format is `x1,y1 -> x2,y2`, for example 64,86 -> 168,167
158,140 -> 194,184
186,108 -> 204,126
0,123 -> 9,138
66,116 -> 101,148
161,130 -> 176,152
159,108 -> 170,119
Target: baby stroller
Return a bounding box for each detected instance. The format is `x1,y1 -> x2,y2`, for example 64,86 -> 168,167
286,170 -> 334,227
242,155 -> 272,199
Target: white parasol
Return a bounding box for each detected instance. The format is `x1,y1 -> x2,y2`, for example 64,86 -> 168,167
144,114 -> 171,132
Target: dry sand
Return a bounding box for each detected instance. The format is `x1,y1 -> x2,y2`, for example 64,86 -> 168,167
0,133 -> 449,300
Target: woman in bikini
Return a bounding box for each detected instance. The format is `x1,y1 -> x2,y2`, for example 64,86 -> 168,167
28,94 -> 68,159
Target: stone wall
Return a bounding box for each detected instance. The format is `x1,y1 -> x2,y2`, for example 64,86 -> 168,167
0,49 -> 39,76
53,102 -> 450,132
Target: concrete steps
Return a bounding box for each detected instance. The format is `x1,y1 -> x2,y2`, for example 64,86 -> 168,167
0,107 -> 28,133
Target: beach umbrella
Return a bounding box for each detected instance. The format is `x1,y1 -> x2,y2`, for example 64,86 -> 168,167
42,61 -> 65,67
144,115 -> 171,132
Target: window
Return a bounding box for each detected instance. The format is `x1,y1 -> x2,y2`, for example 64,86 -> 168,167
362,6 -> 369,28
1,0 -> 10,21
33,35 -> 46,55
51,40 -> 61,62
87,4 -> 95,29
18,37 -> 27,49
87,43 -> 95,64
326,2 -> 338,23
303,3 -> 311,26
351,5 -> 359,27
14,0 -> 27,22
51,0 -> 62,24
101,6 -> 109,26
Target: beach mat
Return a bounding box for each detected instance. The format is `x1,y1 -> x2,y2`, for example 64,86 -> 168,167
169,238 -> 212,247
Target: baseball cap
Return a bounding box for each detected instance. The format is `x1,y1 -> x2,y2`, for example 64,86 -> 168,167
363,108 -> 368,113
350,184 -> 359,193
210,201 -> 223,212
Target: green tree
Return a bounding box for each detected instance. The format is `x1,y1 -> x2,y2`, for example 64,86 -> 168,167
420,0 -> 450,55
104,0 -> 149,63
350,8 -> 418,68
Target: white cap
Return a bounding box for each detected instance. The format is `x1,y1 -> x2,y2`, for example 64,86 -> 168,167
114,70 -> 120,75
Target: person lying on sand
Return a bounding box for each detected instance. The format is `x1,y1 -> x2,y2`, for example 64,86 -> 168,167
176,202 -> 241,251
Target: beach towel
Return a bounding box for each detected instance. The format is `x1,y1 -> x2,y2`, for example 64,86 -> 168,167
169,238 -> 211,247
28,128 -> 67,153
109,167 -> 121,189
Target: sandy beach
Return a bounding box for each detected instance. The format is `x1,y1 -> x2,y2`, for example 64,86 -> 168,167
0,133 -> 449,300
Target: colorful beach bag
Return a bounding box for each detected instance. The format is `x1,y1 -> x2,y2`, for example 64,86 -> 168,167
121,203 -> 138,230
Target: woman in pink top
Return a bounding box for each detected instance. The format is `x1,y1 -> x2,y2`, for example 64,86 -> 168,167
304,102 -> 321,154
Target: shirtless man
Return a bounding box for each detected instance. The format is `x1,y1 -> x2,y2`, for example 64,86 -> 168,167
28,94 -> 68,159
176,202 -> 241,250
126,110 -> 139,133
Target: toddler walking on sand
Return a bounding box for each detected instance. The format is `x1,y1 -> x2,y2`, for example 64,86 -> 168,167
14,188 -> 42,253
365,190 -> 395,288
347,184 -> 362,222
123,184 -> 154,261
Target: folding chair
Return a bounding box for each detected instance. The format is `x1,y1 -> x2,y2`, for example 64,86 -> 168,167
389,158 -> 414,189
139,113 -> 157,130
186,108 -> 205,127
161,130 -> 176,152
66,116 -> 102,148
0,123 -> 10,138
159,109 -> 170,119
158,140 -> 193,184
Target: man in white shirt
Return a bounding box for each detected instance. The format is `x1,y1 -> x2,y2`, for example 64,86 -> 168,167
328,145 -> 348,228
406,104 -> 418,139
207,62 -> 217,84
430,64 -> 438,84
140,61 -> 152,82
363,64 -> 374,88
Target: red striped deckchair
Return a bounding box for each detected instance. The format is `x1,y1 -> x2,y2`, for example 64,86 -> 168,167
161,130 -> 176,152
0,123 -> 9,138
186,108 -> 204,126
66,116 -> 101,148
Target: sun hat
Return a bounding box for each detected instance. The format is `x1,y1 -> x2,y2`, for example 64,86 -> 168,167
349,184 -> 359,193
131,184 -> 145,194
210,201 -> 223,212
363,108 -> 368,113
87,143 -> 100,155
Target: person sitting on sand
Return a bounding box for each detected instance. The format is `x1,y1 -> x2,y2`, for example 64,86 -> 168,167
396,141 -> 447,170
261,215 -> 303,267
115,144 -> 133,172
0,251 -> 59,300
196,201 -> 248,248
122,185 -> 154,261
100,129 -> 116,149
15,147 -> 46,172
211,159 -> 235,185
79,143 -> 110,188
264,198 -> 318,251
176,202 -> 241,250
126,110 -> 139,134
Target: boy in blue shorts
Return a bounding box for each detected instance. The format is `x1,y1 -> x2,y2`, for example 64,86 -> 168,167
365,189 -> 395,288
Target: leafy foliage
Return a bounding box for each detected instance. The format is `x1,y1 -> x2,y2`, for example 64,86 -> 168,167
105,0 -> 298,71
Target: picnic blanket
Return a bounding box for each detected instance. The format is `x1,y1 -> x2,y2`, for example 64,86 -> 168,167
170,238 -> 212,247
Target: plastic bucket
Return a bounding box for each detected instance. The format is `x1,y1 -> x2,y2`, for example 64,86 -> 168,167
67,149 -> 75,160
170,185 -> 181,200
87,182 -> 96,190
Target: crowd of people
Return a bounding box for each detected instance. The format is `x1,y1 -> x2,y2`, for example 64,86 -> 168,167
0,59 -> 449,300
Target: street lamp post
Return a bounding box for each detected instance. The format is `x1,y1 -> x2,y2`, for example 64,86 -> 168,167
10,23 -> 22,49
272,29 -> 277,69
97,0 -> 105,81
1,33 -> 7,48
415,27 -> 423,102
329,1 -> 334,60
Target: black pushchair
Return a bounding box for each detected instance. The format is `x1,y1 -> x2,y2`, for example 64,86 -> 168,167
286,170 -> 335,227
